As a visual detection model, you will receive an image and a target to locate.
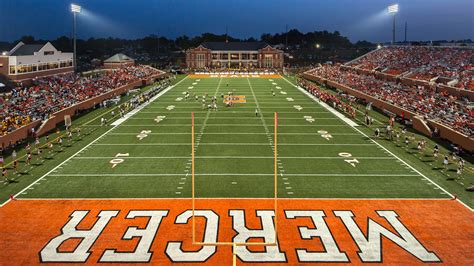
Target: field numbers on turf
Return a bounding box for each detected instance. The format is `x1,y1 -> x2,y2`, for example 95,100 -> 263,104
188,86 -> 193,89
280,91 -> 287,95
276,86 -> 282,90
192,82 -> 197,85
166,105 -> 175,111
286,97 -> 294,102
317,130 -> 333,140
136,130 -> 152,140
304,116 -> 315,123
338,152 -> 360,167
272,82 -> 277,85
154,116 -> 166,123
110,153 -> 129,168
269,79 -> 273,81
175,97 -> 183,101
294,105 -> 303,111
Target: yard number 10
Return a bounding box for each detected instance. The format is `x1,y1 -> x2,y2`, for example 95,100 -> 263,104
110,153 -> 129,168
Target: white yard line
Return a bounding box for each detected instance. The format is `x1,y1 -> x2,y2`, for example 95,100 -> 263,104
92,143 -> 375,146
129,117 -> 340,120
108,124 -> 349,127
108,132 -> 361,135
73,156 -> 395,159
47,173 -> 420,177
0,77 -> 189,207
281,75 -> 472,211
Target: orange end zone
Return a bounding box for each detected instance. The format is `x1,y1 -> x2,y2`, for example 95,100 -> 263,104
0,199 -> 472,265
188,74 -> 282,78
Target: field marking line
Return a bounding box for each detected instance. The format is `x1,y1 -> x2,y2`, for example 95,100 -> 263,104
128,117 -> 339,120
73,156 -> 395,159
140,111 -> 332,114
282,75 -> 473,211
14,197 -> 455,201
109,124 -> 349,127
47,173 -> 419,177
0,77 -> 189,207
92,143 -> 375,146
108,132 -> 361,135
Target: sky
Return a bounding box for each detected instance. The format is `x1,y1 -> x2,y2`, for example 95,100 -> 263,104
0,0 -> 473,43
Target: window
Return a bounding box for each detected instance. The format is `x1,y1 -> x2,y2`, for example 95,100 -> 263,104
196,53 -> 206,68
44,51 -> 54,55
48,62 -> 59,69
264,54 -> 273,68
221,53 -> 228,60
9,65 -> 16,74
231,53 -> 239,60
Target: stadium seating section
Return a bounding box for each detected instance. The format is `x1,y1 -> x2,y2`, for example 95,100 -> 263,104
308,64 -> 473,136
347,46 -> 473,90
0,65 -> 161,136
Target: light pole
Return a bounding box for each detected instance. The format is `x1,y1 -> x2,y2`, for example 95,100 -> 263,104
388,4 -> 398,45
71,4 -> 81,71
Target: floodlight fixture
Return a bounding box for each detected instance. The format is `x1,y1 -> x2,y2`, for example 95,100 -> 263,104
71,4 -> 81,13
388,4 -> 398,14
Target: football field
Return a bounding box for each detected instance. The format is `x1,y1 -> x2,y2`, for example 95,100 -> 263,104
1,75 -> 473,265
10,75 -> 453,199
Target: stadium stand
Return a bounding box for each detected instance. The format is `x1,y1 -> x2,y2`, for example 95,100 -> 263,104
0,65 -> 162,137
346,46 -> 474,90
306,64 -> 473,137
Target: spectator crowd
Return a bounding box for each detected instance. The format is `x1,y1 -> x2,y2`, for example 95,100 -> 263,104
0,65 -> 161,136
347,46 -> 473,90
308,64 -> 473,136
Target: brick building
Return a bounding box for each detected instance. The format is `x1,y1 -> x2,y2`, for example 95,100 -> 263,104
0,42 -> 73,82
186,42 -> 283,69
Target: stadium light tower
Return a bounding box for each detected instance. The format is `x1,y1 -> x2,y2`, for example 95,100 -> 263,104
388,4 -> 398,45
71,3 -> 81,71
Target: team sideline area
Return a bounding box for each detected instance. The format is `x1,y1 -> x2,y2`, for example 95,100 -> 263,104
0,75 -> 473,264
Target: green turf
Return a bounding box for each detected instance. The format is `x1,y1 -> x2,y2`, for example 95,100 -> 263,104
3,74 -> 471,206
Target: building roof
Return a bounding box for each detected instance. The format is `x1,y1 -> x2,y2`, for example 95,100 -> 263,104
201,42 -> 270,51
10,44 -> 44,56
104,53 -> 134,63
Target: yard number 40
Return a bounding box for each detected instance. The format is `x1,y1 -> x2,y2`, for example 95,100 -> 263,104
110,153 -> 129,168
338,152 -> 359,167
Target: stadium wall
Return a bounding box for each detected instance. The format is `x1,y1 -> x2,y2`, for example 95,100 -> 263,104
0,120 -> 42,148
303,72 -> 474,152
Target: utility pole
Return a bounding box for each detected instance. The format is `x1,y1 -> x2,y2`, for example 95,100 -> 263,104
71,4 -> 82,71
